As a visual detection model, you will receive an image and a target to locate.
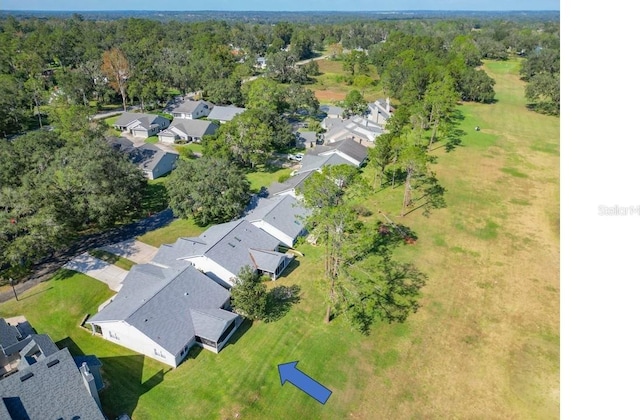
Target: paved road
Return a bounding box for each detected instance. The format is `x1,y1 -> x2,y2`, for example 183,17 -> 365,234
0,209 -> 174,304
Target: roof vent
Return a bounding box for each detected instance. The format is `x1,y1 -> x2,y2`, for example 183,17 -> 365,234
184,292 -> 189,296
20,372 -> 34,382
228,242 -> 236,248
46,359 -> 60,368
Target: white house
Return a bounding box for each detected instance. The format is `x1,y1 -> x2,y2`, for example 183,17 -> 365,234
171,100 -> 214,120
366,97 -> 393,125
244,195 -> 310,247
87,263 -> 242,368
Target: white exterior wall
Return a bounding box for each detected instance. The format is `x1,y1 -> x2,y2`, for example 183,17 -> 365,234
185,256 -> 236,287
158,133 -> 177,144
250,220 -> 293,247
92,321 -> 179,367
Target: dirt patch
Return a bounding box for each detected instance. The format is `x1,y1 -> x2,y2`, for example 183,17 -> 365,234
314,90 -> 346,102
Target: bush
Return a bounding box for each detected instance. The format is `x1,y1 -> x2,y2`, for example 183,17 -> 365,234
353,204 -> 372,217
277,173 -> 290,183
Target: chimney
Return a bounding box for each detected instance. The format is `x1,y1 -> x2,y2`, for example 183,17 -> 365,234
386,97 -> 390,113
80,362 -> 102,409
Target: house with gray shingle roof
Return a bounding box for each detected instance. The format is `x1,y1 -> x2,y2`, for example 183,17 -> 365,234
266,170 -> 315,199
319,104 -> 345,119
158,118 -> 217,144
244,195 -> 311,247
297,138 -> 369,175
152,219 -> 292,287
171,100 -> 214,120
207,105 -> 246,124
323,115 -> 384,144
0,347 -> 105,419
113,112 -> 170,138
106,137 -> 179,180
87,264 -> 241,368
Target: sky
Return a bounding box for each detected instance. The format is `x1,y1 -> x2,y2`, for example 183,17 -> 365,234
1,0 -> 559,11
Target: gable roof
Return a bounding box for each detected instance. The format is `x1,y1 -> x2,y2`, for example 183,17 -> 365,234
161,118 -> 217,138
88,264 -> 235,355
245,195 -> 310,240
298,152 -> 355,174
172,100 -> 213,114
368,98 -> 392,120
319,104 -> 345,116
266,170 -> 315,197
207,105 -> 247,122
0,348 -> 104,420
114,112 -> 168,130
319,138 -> 369,164
0,318 -> 20,351
324,115 -> 383,143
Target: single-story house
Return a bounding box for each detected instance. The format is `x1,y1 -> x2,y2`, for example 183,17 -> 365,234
244,194 -> 311,247
158,118 -> 217,144
113,112 -> 170,139
129,144 -> 179,180
207,105 -> 246,124
256,57 -> 267,69
297,138 -> 369,174
152,219 -> 292,287
0,317 -> 104,419
323,115 -> 384,144
266,171 -> 315,199
106,137 -> 179,180
367,97 -> 393,125
171,100 -> 214,120
296,131 -> 319,149
87,263 -> 242,368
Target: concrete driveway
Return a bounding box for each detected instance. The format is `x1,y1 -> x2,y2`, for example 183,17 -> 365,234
98,239 -> 158,264
63,253 -> 128,292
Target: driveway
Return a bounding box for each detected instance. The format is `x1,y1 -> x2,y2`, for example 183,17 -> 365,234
98,239 -> 158,264
63,252 -> 128,292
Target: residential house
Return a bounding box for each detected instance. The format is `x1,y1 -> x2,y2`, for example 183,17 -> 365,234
207,105 -> 246,124
295,131 -> 319,149
113,112 -> 170,139
158,118 -> 217,144
366,97 -> 393,125
256,57 -> 267,69
244,195 -> 310,247
297,138 -> 369,174
0,317 -> 105,419
87,264 -> 242,368
152,219 -> 292,288
106,137 -> 179,180
322,115 -> 384,144
319,104 -> 345,119
266,171 -> 315,199
171,100 -> 214,120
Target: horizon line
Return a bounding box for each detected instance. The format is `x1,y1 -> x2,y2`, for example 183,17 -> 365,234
0,9 -> 560,13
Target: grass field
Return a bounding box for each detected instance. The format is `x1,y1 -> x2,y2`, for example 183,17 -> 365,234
309,58 -> 385,103
0,58 -> 558,419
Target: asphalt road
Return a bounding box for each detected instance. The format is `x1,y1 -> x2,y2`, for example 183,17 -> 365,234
0,209 -> 174,304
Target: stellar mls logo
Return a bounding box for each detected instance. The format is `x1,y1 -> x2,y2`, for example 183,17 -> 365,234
598,205 -> 640,216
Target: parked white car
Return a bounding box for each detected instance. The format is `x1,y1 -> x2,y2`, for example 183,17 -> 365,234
287,153 -> 304,162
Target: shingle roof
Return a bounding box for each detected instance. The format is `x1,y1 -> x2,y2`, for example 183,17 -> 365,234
249,249 -> 288,273
173,100 -> 213,114
245,195 -> 310,240
129,143 -> 179,173
321,138 -> 369,164
298,152 -> 354,173
88,264 -> 235,356
0,318 -> 20,351
201,220 -> 285,276
324,115 -> 383,143
190,308 -> 238,343
319,105 -> 345,116
266,170 -> 315,197
114,112 -> 168,130
162,118 -> 217,138
0,348 -> 105,420
207,105 -> 246,122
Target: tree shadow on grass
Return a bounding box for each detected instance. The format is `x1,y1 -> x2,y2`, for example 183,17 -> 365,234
264,285 -> 301,323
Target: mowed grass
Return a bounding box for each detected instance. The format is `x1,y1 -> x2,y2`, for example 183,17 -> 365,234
136,218 -> 208,247
309,58 -> 385,103
0,58 -> 559,419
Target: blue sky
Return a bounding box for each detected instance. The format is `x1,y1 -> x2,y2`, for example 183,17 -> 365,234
1,0 -> 559,11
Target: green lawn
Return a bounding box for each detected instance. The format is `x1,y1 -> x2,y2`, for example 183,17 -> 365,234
144,136 -> 159,144
88,249 -> 136,271
136,218 -> 208,247
140,177 -> 170,216
246,166 -> 293,193
0,58 -> 559,419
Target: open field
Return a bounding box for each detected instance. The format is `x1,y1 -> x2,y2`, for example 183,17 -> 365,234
309,58 -> 385,104
0,58 -> 558,419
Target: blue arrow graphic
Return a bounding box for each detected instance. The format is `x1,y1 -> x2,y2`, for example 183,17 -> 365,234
278,361 -> 332,404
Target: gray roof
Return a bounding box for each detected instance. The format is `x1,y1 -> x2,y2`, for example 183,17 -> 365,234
249,249 -> 289,273
88,264 -> 236,355
324,115 -> 383,143
190,308 -> 238,343
368,98 -> 392,119
298,153 -> 354,174
106,136 -> 134,152
0,348 -> 105,420
266,170 -> 315,197
320,138 -> 369,164
245,195 -> 310,240
319,105 -> 345,116
129,143 -> 179,173
161,118 -> 217,138
0,318 -> 20,351
114,112 -> 169,130
172,100 -> 213,114
152,238 -> 208,268
18,334 -> 60,370
207,105 -> 246,122
200,220 -> 285,276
